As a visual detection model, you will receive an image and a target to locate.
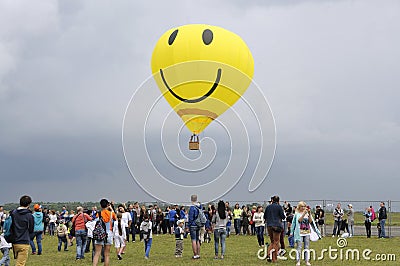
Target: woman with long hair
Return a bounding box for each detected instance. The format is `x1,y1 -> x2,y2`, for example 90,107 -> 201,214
113,212 -> 126,260
212,200 -> 228,259
253,206 -> 265,247
290,201 -> 320,266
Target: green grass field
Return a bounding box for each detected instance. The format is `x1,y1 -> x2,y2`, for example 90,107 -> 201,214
10,234 -> 399,266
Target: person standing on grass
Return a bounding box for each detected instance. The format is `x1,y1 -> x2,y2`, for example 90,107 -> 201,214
291,201 -> 320,266
93,199 -> 116,266
232,203 -> 242,235
12,195 -> 34,266
378,202 -> 387,238
253,206 -> 265,247
127,204 -> 136,242
347,204 -> 354,237
48,210 -> 57,236
56,220 -> 68,252
332,203 -> 344,237
140,214 -> 153,259
174,219 -> 185,258
364,207 -> 372,238
188,194 -> 201,259
212,200 -> 228,259
71,206 -> 92,260
113,213 -> 126,260
264,195 -> 285,263
314,205 -> 325,237
0,232 -> 12,266
30,204 -> 44,255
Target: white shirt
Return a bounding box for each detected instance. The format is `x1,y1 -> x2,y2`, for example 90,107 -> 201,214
49,214 -> 57,223
121,212 -> 132,228
113,220 -> 127,239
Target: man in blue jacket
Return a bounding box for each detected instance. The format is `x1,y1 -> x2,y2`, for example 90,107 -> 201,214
188,195 -> 201,259
264,195 -> 285,263
12,195 -> 34,266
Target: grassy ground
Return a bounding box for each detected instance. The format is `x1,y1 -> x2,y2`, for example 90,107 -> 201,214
9,233 -> 399,266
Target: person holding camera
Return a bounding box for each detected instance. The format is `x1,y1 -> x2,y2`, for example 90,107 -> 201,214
291,201 -> 320,266
93,199 -> 116,266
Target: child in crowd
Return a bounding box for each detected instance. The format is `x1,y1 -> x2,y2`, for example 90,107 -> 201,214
56,220 -> 68,252
174,219 -> 185,258
113,213 -> 126,260
140,214 -> 152,259
0,233 -> 11,266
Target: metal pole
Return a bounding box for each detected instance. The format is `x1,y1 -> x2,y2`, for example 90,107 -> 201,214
388,200 -> 391,238
323,199 -> 326,237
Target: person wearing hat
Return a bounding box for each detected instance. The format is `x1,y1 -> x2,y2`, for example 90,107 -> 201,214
347,204 -> 354,237
29,204 -> 44,255
56,220 -> 68,252
174,219 -> 185,258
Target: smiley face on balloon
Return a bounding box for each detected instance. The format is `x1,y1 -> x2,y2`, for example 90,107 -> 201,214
151,24 -> 254,148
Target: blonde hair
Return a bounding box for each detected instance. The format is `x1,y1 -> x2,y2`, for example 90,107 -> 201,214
296,201 -> 307,212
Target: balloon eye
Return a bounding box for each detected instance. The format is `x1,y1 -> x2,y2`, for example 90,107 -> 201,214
168,29 -> 178,45
202,29 -> 213,45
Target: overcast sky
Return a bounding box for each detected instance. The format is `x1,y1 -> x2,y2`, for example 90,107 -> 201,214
1,0 -> 399,205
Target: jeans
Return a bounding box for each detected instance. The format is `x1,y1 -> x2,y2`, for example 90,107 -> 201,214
29,231 -> 43,254
213,228 -> 226,256
144,238 -> 152,258
58,236 -> 68,251
131,223 -> 136,241
333,220 -> 342,236
255,226 -> 265,246
296,235 -> 310,262
0,247 -> 10,266
226,223 -> 231,236
348,220 -> 354,236
75,229 -> 87,259
379,219 -> 386,238
234,219 -> 241,235
365,221 -> 371,238
49,223 -> 56,236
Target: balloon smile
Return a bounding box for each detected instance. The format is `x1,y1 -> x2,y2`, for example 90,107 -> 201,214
160,68 -> 222,103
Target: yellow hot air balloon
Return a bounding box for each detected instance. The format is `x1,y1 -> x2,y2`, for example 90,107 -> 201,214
151,24 -> 254,149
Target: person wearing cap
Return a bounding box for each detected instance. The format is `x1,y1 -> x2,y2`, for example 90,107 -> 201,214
29,204 -> 44,255
174,219 -> 185,258
56,219 -> 68,252
264,196 -> 285,263
347,204 -> 354,237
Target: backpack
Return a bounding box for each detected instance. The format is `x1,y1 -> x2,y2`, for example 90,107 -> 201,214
140,221 -> 151,240
194,206 -> 207,227
3,210 -> 15,243
92,212 -> 107,241
56,224 -> 67,237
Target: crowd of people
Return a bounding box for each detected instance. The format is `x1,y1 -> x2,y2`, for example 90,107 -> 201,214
0,196 -> 390,266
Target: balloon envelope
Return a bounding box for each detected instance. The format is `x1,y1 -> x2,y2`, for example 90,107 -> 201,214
151,24 -> 254,134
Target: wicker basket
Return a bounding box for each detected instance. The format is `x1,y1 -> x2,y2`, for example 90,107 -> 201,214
189,135 -> 200,150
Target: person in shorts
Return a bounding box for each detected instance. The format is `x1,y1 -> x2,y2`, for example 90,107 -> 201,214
93,199 -> 116,266
187,195 -> 201,259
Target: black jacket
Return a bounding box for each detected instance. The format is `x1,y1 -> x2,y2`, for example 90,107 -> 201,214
12,208 -> 34,244
379,207 -> 387,220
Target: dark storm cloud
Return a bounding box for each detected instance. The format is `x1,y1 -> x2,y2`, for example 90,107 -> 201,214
0,0 -> 399,203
